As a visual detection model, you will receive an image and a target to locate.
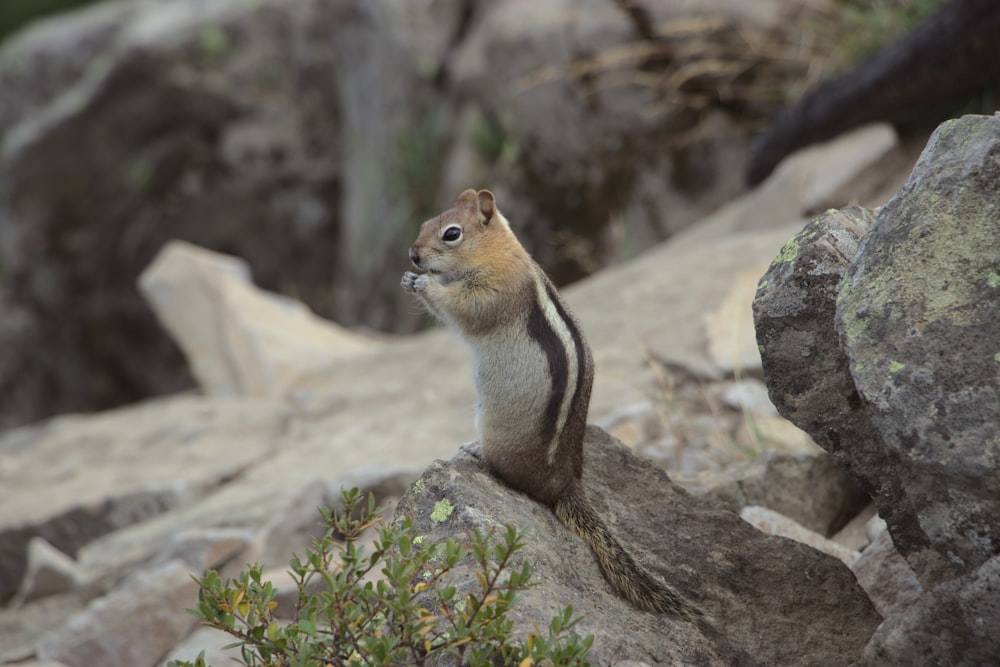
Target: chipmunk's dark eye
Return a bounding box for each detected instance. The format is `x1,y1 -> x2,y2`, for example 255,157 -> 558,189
442,226 -> 462,244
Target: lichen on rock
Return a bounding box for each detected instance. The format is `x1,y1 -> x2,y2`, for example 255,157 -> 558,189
754,112 -> 1000,663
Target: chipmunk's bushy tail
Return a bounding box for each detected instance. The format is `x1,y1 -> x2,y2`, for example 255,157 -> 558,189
554,482 -> 704,622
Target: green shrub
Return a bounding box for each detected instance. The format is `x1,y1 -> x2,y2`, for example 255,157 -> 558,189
169,488 -> 594,667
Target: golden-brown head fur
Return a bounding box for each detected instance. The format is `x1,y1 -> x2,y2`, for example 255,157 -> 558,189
409,189 -> 529,284
408,189 -> 536,335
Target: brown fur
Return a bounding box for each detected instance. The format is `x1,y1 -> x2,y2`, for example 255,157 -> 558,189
402,189 -> 702,620
407,190 -> 534,337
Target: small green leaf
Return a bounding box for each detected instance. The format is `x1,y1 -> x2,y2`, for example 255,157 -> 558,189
399,534 -> 412,557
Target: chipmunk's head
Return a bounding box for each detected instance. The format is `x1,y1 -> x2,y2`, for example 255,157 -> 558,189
408,189 -> 514,284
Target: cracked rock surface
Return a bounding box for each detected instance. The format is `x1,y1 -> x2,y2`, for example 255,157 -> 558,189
755,113 -> 1000,664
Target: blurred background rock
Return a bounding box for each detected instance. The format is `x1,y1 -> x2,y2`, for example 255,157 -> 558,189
1,0 -> 994,430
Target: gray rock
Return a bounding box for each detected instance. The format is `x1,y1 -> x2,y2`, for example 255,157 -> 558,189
856,556 -> 1000,667
704,265 -> 770,374
754,113 -> 1000,662
138,240 -> 377,398
720,378 -> 778,416
686,450 -> 869,536
36,560 -> 198,667
13,538 -> 82,604
0,592 -> 85,664
752,204 -> 878,494
851,528 -> 923,620
76,477 -> 327,591
397,426 -> 880,665
836,113 -> 1000,586
830,503 -> 878,552
160,527 -> 256,573
865,513 -> 887,543
159,626 -> 243,667
739,505 -> 860,568
0,394 -> 291,603
0,0 -> 441,427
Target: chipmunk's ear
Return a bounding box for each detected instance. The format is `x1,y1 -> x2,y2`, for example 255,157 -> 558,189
454,189 -> 478,209
476,189 -> 496,226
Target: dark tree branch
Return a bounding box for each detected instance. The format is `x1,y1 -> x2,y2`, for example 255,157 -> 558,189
747,0 -> 1000,186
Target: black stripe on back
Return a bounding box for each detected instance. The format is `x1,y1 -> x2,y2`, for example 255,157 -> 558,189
544,280 -> 589,435
527,298 -> 568,445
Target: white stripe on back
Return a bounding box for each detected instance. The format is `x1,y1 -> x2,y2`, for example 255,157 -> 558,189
535,276 -> 580,465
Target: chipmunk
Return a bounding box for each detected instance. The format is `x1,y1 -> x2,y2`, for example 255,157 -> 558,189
401,189 -> 702,621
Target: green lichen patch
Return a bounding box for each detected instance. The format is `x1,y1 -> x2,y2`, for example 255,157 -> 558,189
422,542 -> 449,569
987,272 -> 1000,289
889,360 -> 906,373
846,208 -> 995,332
430,498 -> 455,523
985,437 -> 1000,467
774,236 -> 801,264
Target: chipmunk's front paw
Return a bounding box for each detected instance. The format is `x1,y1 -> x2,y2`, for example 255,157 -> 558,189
401,271 -> 426,294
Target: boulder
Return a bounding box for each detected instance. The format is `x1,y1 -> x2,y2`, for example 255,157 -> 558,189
703,265 -> 770,374
684,450 -> 869,537
739,505 -> 860,568
0,394 -> 291,603
396,426 -> 881,665
754,113 -> 1000,662
0,593 -> 85,664
836,113 -> 1000,586
857,555 -> 1000,666
752,205 -> 878,488
851,528 -> 923,620
139,240 -> 376,397
0,0 -> 446,427
36,560 -> 198,667
75,477 -> 327,593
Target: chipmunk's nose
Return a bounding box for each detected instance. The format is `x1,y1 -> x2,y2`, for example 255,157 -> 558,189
409,247 -> 421,267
